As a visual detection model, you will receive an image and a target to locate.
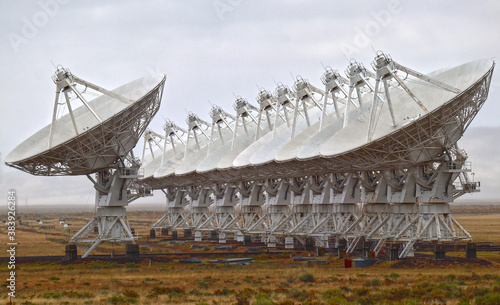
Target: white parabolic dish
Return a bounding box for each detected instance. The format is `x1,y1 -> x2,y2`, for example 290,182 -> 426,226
5,73 -> 166,176
144,58 -> 494,188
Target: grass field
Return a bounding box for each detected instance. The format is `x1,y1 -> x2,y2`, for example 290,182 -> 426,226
5,254 -> 500,304
454,214 -> 500,242
2,212 -> 499,258
1,211 -> 499,304
0,211 -> 163,257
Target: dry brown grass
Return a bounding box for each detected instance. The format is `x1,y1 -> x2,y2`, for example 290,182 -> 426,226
7,255 -> 500,305
2,211 -> 500,304
1,210 -> 498,257
0,211 -> 163,257
454,214 -> 500,242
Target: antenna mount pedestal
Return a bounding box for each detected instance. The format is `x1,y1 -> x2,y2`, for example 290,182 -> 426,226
70,162 -> 143,258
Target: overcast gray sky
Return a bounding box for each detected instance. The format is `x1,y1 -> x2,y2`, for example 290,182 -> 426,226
0,0 -> 499,206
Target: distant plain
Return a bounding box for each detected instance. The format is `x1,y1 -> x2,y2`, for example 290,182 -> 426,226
1,207 -> 499,304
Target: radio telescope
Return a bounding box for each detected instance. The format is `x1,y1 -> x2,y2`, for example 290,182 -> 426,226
5,66 -> 166,258
141,52 -> 493,256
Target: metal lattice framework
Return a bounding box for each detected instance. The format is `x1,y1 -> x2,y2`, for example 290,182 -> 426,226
5,67 -> 166,258
142,53 -> 493,255
5,68 -> 165,176
142,55 -> 493,187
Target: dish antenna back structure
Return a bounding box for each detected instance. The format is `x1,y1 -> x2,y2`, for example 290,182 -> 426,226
141,52 -> 493,257
5,66 -> 166,258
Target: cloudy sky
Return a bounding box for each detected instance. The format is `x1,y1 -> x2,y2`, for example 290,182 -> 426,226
0,0 -> 499,207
